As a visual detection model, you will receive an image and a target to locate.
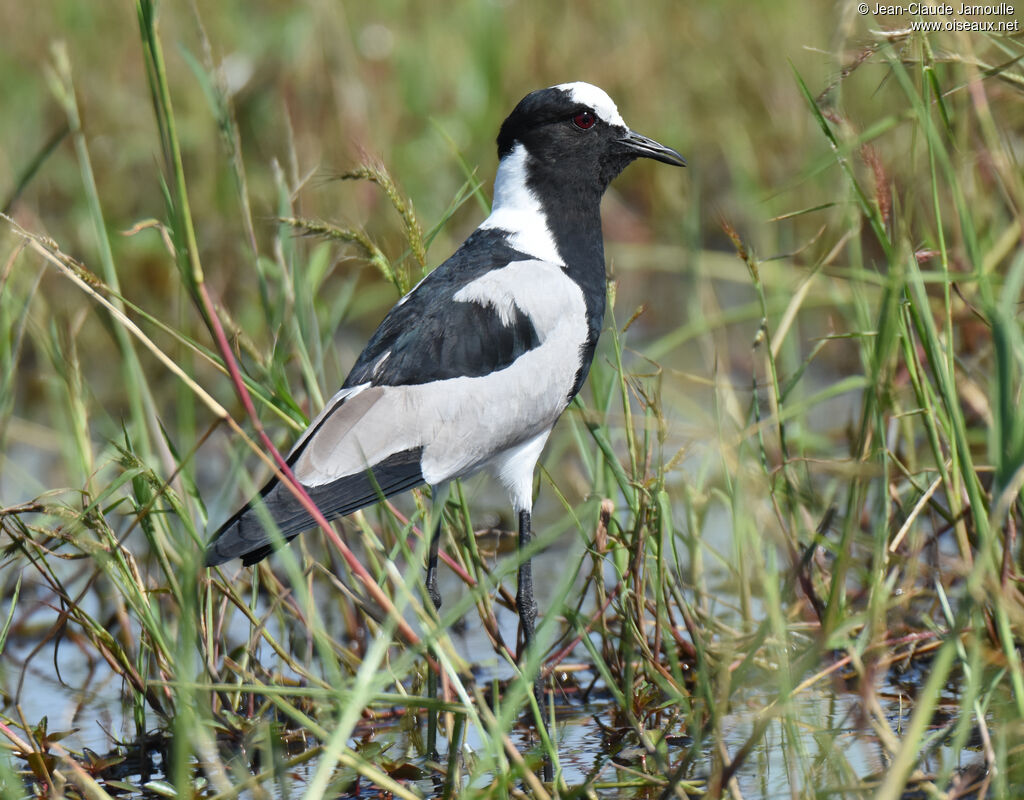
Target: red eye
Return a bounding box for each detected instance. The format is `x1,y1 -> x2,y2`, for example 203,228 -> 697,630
572,111 -> 596,130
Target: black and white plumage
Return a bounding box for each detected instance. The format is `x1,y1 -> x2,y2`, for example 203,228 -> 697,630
205,83 -> 684,648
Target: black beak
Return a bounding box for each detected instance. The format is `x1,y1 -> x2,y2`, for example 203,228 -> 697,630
619,129 -> 686,167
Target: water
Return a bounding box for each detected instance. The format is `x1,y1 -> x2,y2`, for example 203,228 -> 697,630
0,259 -> 995,796
2,527 -> 990,798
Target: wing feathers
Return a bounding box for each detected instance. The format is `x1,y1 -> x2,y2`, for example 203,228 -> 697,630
205,231 -> 586,567
204,446 -> 424,566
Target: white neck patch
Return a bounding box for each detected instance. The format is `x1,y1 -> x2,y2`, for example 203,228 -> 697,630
553,81 -> 627,128
478,143 -> 563,266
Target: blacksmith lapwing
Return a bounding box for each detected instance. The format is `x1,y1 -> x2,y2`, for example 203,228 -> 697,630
205,81 -> 684,672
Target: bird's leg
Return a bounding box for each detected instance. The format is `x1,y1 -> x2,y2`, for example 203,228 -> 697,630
424,482 -> 450,612
425,509 -> 444,761
426,515 -> 443,612
516,509 -> 538,651
517,509 -> 552,781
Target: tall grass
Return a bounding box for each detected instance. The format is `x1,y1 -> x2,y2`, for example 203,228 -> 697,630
2,2 -> 1024,798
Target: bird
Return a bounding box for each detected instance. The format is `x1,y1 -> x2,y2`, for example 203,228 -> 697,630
205,81 -> 684,673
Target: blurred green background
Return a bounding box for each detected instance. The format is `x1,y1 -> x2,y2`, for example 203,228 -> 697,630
3,1 -> 1024,793
2,0 -> 1022,518
0,4 -> 931,461
0,0 -> 844,333
2,0 -> 1022,530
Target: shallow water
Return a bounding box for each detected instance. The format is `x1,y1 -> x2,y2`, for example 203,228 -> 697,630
3,526 -> 991,799
0,262 -> 995,796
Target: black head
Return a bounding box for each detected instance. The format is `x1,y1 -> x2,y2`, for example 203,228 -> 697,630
496,82 -> 685,192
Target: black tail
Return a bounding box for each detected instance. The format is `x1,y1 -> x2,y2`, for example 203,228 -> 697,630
203,447 -> 426,567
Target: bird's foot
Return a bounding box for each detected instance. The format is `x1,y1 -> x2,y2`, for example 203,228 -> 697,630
428,583 -> 442,611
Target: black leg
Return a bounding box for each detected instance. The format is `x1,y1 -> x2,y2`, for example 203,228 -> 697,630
516,509 -> 552,782
425,503 -> 444,761
516,509 -> 538,651
426,514 -> 443,612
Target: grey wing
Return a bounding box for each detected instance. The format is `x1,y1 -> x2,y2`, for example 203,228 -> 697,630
204,386 -> 424,566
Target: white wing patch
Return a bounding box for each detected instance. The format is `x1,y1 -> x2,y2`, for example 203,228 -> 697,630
290,260 -> 589,493
479,144 -> 563,266
452,259 -> 583,341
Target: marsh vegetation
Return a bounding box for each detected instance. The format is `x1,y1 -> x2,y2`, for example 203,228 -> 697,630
2,2 -> 1024,797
